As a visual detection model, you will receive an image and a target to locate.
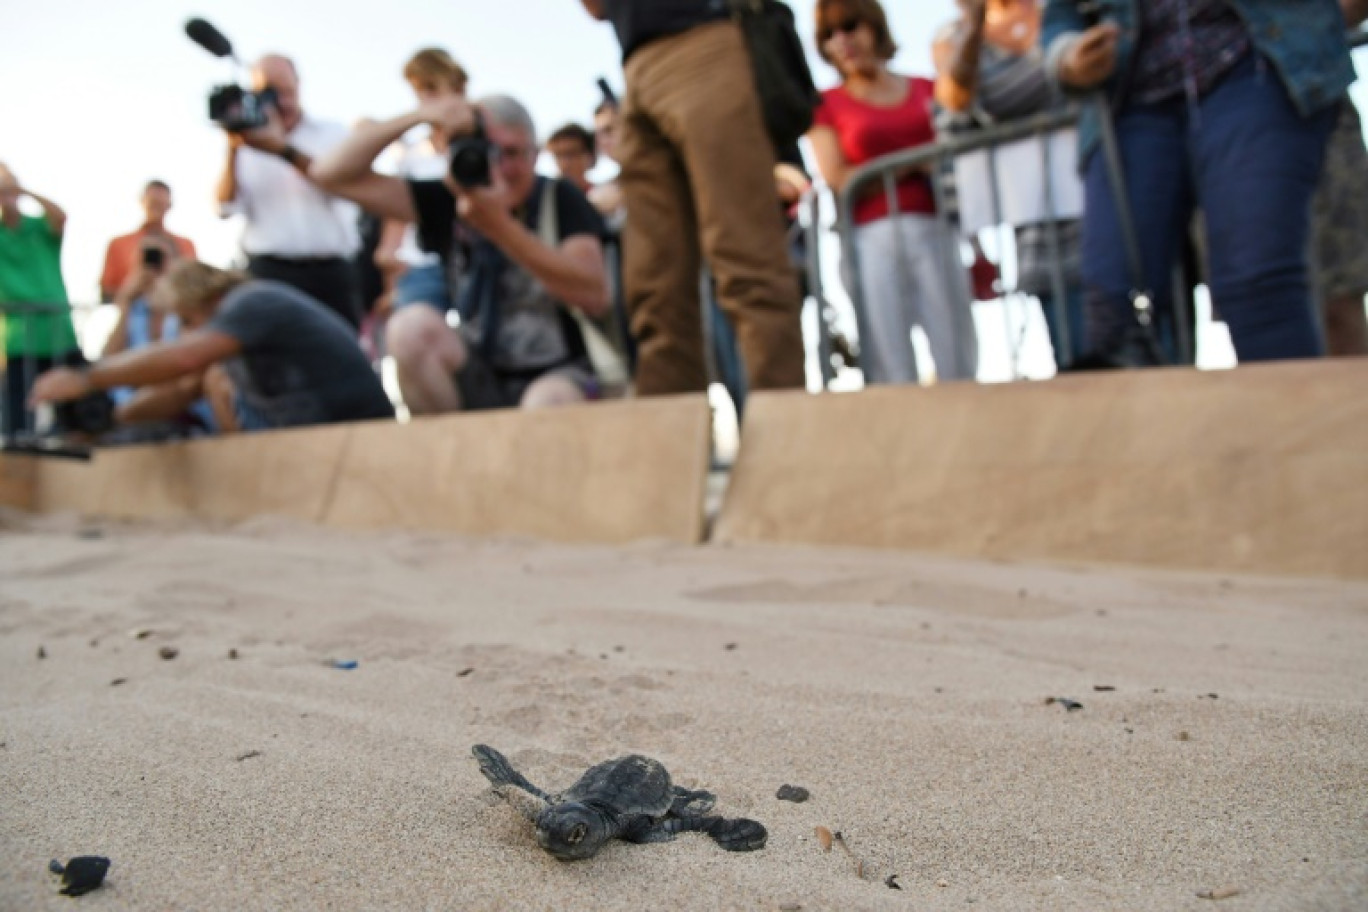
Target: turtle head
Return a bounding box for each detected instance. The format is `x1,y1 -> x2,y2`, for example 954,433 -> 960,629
535,802 -> 611,861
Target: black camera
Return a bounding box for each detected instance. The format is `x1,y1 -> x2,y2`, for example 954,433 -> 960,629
208,83 -> 278,133
142,246 -> 165,269
448,112 -> 494,188
54,391 -> 116,438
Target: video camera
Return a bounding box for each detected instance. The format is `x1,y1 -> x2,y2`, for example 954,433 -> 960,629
185,18 -> 277,132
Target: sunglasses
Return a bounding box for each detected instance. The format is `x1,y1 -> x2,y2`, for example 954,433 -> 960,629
819,17 -> 863,42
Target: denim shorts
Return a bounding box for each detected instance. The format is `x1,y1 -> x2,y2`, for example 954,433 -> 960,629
395,263 -> 453,312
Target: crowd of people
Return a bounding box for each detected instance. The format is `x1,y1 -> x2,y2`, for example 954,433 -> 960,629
1,0 -> 1364,443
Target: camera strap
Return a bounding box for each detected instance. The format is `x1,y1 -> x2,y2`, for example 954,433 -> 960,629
536,180 -> 632,388
453,232 -> 508,361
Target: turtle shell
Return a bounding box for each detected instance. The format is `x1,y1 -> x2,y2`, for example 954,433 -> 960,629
559,755 -> 674,818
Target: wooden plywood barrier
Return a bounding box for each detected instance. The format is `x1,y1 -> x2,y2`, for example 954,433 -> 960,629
715,361 -> 1368,579
31,395 -> 711,544
0,454 -> 36,512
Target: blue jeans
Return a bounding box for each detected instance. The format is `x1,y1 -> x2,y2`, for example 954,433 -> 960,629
708,290 -> 747,416
1081,54 -> 1335,363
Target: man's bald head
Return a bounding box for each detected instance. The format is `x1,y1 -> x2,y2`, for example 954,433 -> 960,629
250,54 -> 303,129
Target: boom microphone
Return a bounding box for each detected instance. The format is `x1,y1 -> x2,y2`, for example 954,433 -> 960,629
185,18 -> 235,59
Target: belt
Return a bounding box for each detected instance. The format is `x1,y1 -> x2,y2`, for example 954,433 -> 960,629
248,254 -> 350,264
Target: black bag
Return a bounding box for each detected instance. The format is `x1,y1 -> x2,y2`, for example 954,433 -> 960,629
728,0 -> 821,151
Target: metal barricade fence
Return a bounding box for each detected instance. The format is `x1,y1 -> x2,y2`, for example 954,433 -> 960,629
826,106 -> 1101,383
813,28 -> 1368,387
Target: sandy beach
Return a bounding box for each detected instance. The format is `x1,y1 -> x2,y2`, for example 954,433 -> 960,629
2,510 -> 1366,910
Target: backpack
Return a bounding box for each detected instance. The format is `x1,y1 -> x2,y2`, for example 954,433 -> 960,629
536,180 -> 634,390
728,0 -> 821,151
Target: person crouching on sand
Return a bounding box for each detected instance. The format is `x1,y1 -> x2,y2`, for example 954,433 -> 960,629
29,260 -> 394,434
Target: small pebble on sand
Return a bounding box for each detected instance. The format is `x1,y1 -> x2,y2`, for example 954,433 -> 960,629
1196,886 -> 1241,900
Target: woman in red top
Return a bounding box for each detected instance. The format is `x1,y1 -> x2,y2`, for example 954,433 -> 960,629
807,0 -> 978,385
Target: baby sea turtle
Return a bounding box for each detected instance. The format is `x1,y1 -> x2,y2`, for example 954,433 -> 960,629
472,744 -> 767,860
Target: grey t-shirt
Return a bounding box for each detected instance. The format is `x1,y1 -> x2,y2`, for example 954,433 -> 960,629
208,280 -> 394,428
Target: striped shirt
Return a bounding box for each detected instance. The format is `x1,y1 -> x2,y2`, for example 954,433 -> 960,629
934,21 -> 1080,299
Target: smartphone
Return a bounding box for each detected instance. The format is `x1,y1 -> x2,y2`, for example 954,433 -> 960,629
1077,0 -> 1103,27
142,247 -> 165,269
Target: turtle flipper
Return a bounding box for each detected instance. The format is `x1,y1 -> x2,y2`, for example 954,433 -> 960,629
669,786 -> 717,817
647,815 -> 768,851
472,744 -> 554,804
620,814 -> 677,844
701,816 -> 768,852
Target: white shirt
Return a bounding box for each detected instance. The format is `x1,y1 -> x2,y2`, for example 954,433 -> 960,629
222,115 -> 360,258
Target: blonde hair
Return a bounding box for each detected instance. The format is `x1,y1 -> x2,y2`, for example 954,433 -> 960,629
152,260 -> 249,319
403,48 -> 469,94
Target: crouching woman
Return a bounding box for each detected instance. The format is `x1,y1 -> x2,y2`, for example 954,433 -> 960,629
30,260 -> 394,433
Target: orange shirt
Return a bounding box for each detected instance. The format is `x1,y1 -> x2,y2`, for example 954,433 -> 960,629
100,227 -> 197,298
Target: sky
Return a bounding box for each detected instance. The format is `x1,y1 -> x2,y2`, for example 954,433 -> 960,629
1,0 -> 960,304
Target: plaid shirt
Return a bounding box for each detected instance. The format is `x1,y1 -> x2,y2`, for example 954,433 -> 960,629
1131,0 -> 1251,105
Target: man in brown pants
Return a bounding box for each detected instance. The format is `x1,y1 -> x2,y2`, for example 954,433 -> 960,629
580,0 -> 807,395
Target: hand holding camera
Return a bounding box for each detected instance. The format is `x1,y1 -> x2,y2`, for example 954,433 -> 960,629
236,105 -> 291,155
419,93 -> 477,143
417,95 -> 495,189
116,242 -> 170,303
454,172 -> 513,237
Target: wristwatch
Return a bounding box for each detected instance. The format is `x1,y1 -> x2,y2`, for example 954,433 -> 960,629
280,145 -> 307,169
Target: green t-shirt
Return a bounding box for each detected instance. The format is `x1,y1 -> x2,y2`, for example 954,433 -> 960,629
0,214 -> 77,356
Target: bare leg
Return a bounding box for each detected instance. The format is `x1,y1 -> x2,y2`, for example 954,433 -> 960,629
1323,293 -> 1368,356
519,373 -> 587,410
387,307 -> 467,415
202,365 -> 241,434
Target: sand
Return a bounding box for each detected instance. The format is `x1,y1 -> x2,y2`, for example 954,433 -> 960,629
2,510 -> 1366,911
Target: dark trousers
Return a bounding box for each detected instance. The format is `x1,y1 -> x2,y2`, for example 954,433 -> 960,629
3,351 -> 83,437
1081,54 -> 1336,363
246,256 -> 362,329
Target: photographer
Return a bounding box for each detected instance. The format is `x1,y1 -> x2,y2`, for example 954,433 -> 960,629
216,54 -> 364,329
0,162 -> 82,436
311,93 -> 612,414
29,260 -> 394,434
100,181 -> 197,360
